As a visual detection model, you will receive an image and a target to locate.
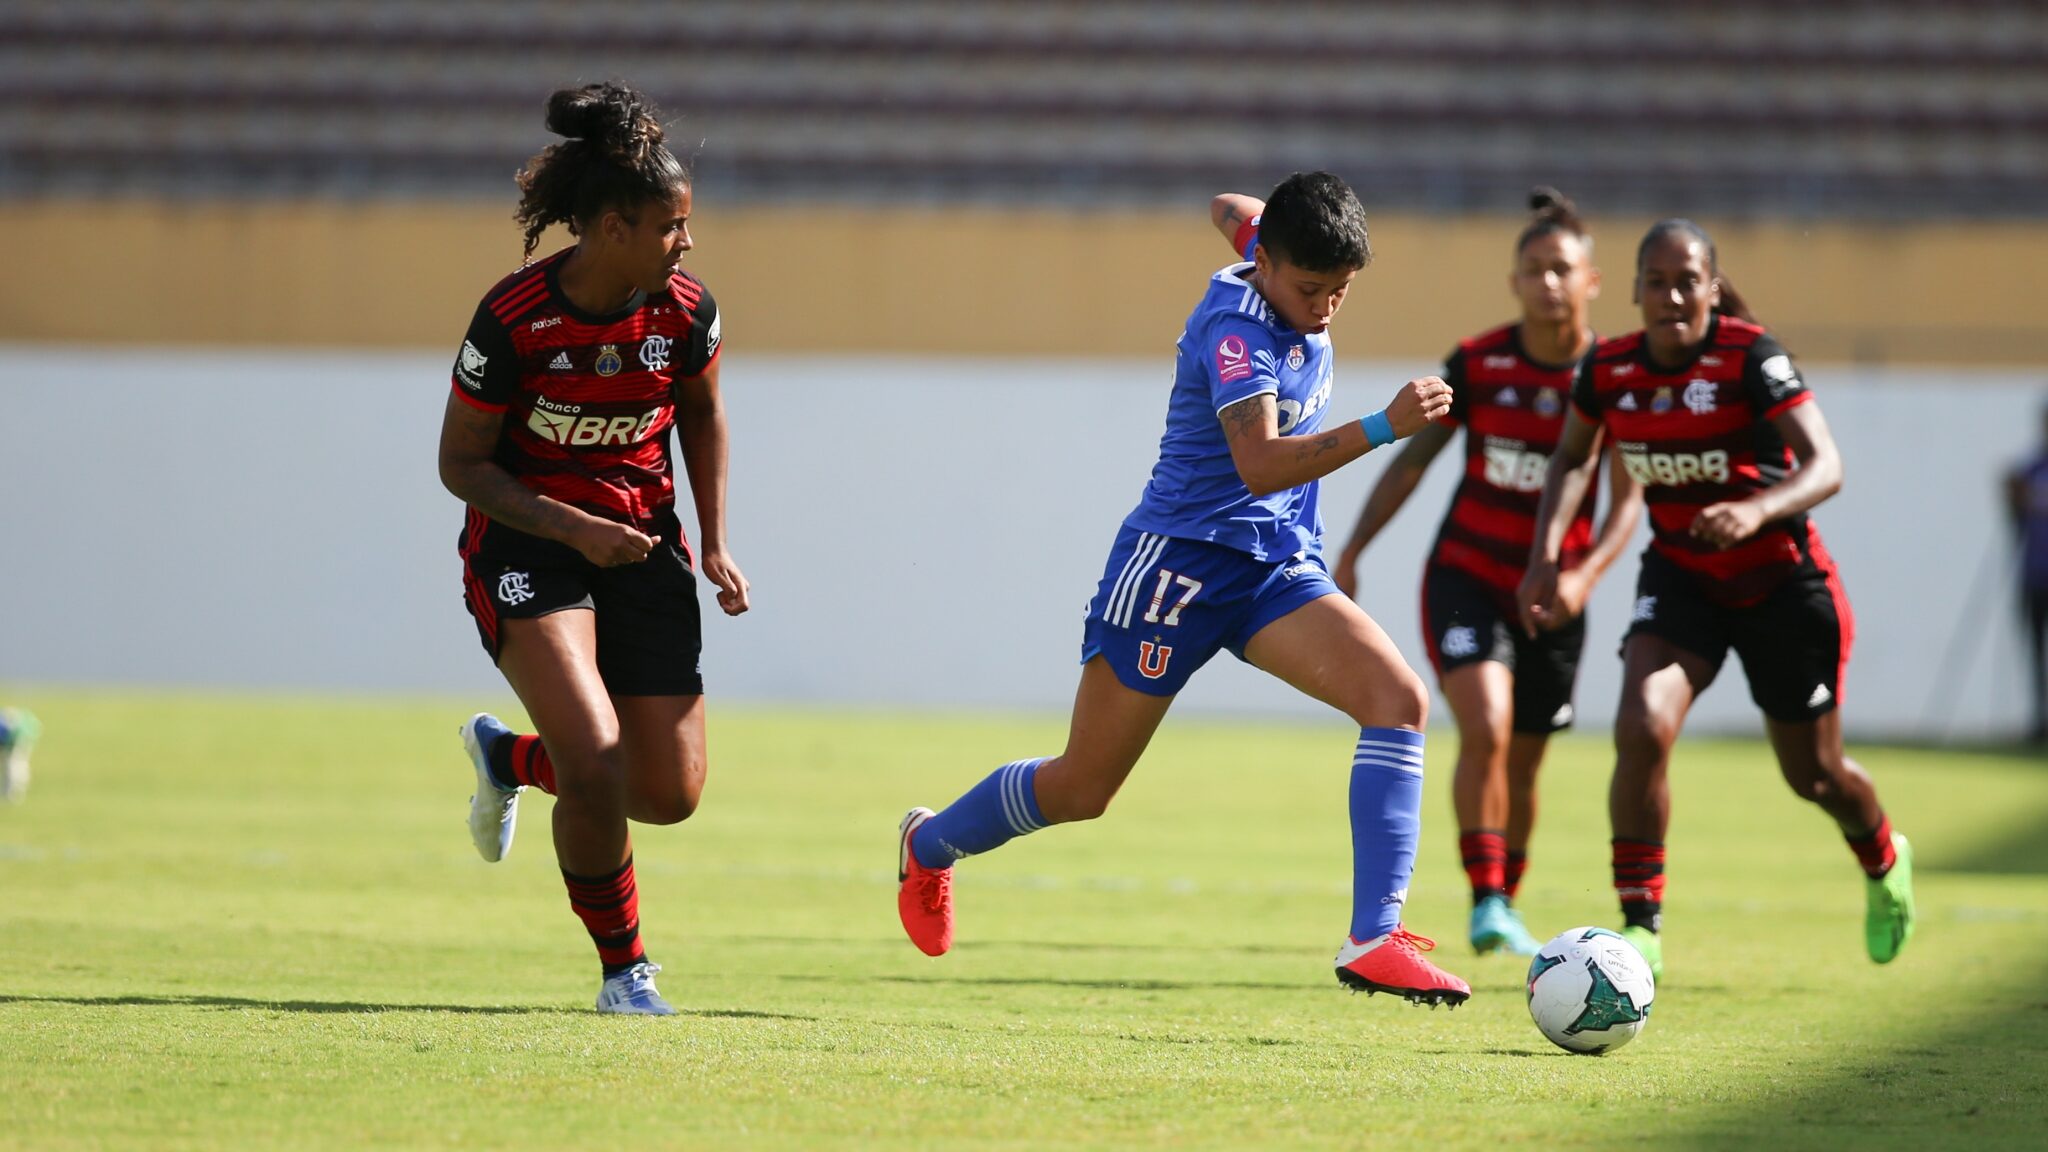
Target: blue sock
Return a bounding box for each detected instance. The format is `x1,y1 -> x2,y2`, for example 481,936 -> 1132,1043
913,758 -> 1049,870
1350,728 -> 1425,941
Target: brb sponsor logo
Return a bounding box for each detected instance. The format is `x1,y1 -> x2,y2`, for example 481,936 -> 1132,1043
1619,442 -> 1729,486
1275,375 -> 1333,434
1215,335 -> 1253,385
1482,436 -> 1550,492
527,395 -> 663,446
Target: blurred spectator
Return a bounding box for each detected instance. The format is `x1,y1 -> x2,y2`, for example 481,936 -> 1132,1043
2006,404 -> 2048,743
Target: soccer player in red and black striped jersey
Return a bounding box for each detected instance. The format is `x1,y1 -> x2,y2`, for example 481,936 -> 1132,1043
1521,220 -> 1914,979
1327,190 -> 1642,957
436,83 -> 749,1015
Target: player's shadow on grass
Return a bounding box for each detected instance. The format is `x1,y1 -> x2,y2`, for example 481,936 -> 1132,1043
0,994 -> 816,1021
1921,815 -> 2048,876
787,974 -> 1307,992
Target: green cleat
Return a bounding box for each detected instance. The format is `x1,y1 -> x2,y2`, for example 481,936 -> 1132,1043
1866,832 -> 1914,964
1620,925 -> 1663,982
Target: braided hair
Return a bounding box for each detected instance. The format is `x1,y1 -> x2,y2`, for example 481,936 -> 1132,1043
513,82 -> 689,260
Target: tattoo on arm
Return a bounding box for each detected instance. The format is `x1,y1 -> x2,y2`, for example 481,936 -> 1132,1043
1218,395 -> 1273,443
1292,433 -> 1342,462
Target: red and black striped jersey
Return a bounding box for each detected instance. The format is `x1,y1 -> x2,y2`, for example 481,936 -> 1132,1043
1429,324 -> 1598,613
450,248 -> 721,563
1572,315 -> 1821,606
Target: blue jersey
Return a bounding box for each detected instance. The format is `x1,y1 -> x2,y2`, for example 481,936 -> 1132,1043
1123,263 -> 1335,561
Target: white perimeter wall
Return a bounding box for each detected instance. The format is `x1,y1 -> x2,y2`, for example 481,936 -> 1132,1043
1,345 -> 2038,741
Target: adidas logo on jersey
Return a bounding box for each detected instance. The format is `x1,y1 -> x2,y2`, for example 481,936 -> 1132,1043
548,351 -> 573,371
1807,684 -> 1833,709
1496,388 -> 1519,406
1616,393 -> 1639,411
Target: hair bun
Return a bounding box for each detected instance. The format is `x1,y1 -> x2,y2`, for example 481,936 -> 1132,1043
544,83 -> 664,154
1529,185 -> 1576,217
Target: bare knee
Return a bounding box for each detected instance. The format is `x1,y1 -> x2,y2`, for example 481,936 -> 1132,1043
1351,666 -> 1429,732
632,785 -> 702,826
1780,752 -> 1845,805
1614,699 -> 1678,767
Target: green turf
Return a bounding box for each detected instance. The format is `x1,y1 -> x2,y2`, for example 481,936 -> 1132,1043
2,690 -> 2045,1150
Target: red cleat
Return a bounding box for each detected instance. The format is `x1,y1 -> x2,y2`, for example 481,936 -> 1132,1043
1335,927 -> 1472,1008
897,807 -> 954,957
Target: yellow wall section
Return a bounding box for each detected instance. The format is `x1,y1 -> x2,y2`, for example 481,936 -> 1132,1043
2,201 -> 2041,364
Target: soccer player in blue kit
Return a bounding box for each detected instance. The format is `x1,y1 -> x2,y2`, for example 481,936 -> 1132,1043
896,173 -> 1472,1005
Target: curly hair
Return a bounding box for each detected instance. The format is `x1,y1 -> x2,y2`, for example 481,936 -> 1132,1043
513,82 -> 690,260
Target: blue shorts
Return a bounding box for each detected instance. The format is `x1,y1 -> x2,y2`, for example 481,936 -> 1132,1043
1080,524 -> 1341,696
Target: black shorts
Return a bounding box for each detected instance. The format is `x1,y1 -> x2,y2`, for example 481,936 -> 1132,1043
1422,564 -> 1585,735
462,542 -> 704,697
1624,547 -> 1851,723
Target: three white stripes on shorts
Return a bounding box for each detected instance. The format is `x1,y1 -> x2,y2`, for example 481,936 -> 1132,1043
1352,736 -> 1425,777
1104,532 -> 1169,628
998,759 -> 1046,836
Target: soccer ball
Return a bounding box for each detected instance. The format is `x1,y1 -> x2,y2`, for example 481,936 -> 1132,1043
1526,926 -> 1656,1055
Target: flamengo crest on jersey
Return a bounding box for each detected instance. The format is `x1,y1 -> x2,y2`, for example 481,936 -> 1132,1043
1123,263 -> 1333,561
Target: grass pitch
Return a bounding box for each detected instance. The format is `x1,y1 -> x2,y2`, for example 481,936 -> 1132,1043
2,690 -> 2045,1150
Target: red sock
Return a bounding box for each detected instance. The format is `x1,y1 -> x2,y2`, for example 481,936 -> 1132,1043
1459,830 -> 1507,902
1612,839 -> 1665,932
563,856 -> 646,973
1846,814 -> 1896,879
1503,850 -> 1529,902
490,734 -> 556,794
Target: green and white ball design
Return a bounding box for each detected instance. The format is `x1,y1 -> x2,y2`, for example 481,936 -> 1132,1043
1526,926 -> 1656,1054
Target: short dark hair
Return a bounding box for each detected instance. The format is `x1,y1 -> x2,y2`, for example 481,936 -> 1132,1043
513,82 -> 690,260
1257,172 -> 1371,273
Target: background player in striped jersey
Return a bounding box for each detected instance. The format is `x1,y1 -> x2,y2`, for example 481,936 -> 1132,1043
897,173 -> 1472,1006
1324,190 -> 1642,956
437,83 -> 747,1015
1520,220 -> 1914,978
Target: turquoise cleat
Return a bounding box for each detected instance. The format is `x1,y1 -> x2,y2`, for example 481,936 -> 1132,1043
1469,894 -> 1543,956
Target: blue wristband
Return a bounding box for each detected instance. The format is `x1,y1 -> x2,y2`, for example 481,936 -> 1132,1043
1360,410 -> 1395,449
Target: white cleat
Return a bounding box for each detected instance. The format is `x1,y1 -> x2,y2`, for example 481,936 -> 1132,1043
461,713 -> 521,862
595,961 -> 677,1015
0,708 -> 39,804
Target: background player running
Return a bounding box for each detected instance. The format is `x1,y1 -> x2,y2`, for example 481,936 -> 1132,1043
437,83 -> 748,1015
0,706 -> 38,803
897,173 -> 1471,1006
1322,190 -> 1642,957
2003,404 -> 2048,743
1519,220 -> 1914,978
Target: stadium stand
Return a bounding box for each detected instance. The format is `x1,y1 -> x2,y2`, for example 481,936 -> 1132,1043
2,0 -> 2044,215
